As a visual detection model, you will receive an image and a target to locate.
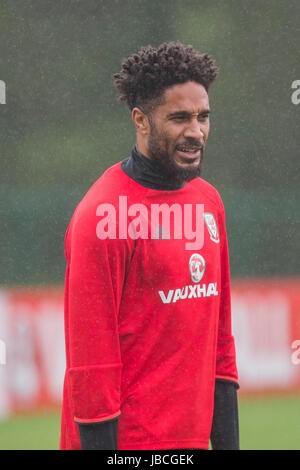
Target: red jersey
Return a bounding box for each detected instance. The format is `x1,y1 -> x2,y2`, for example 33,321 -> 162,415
60,161 -> 238,450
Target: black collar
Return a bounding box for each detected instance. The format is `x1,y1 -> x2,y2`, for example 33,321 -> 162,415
121,146 -> 186,191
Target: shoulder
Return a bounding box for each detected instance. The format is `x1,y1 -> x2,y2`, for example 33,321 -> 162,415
66,163 -> 123,238
83,162 -> 128,203
72,162 -> 129,219
65,162 -> 136,256
188,177 -> 225,212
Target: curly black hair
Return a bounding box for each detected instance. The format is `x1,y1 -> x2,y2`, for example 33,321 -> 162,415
113,41 -> 219,112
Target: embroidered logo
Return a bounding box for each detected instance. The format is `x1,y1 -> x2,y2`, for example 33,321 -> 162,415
189,253 -> 206,283
204,213 -> 219,243
153,224 -> 172,240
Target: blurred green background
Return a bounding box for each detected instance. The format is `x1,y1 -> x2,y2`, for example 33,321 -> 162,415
1,394 -> 300,449
1,0 -> 299,285
1,0 -> 300,450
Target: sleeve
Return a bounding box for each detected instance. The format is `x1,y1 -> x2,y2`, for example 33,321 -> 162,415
210,203 -> 240,450
215,203 -> 239,386
77,417 -> 118,450
210,380 -> 239,450
64,203 -> 134,430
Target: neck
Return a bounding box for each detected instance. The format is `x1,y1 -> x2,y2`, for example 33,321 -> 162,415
121,146 -> 186,191
135,138 -> 150,160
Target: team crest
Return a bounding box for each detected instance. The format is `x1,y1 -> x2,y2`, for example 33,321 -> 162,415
189,253 -> 206,283
204,213 -> 219,243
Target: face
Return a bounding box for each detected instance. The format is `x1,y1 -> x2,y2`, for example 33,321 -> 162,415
145,81 -> 210,183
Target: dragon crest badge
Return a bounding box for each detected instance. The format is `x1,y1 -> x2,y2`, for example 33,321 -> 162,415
204,213 -> 220,243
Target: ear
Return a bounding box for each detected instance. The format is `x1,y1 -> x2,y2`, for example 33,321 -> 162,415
131,107 -> 151,136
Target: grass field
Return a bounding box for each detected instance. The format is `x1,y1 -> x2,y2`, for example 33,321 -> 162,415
0,394 -> 299,450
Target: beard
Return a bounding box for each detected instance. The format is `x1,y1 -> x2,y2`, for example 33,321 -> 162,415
147,123 -> 204,186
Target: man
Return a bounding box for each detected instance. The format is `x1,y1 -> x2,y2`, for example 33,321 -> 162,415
60,42 -> 239,451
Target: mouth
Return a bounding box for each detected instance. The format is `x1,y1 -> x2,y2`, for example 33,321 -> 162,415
175,145 -> 202,163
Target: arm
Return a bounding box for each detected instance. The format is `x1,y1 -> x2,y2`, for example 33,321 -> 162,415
77,417 -> 118,450
64,202 -> 133,449
211,203 -> 239,450
210,380 -> 239,450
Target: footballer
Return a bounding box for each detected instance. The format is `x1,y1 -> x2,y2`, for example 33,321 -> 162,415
60,42 -> 239,450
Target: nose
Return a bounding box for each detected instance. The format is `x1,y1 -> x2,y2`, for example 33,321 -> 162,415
183,118 -> 205,143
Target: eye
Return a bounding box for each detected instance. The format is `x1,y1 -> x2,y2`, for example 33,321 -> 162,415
198,113 -> 209,122
173,115 -> 186,122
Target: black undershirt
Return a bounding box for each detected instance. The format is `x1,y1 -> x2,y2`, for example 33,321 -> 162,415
121,145 -> 186,191
77,147 -> 240,450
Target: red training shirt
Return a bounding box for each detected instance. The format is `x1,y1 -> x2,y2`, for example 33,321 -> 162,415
60,161 -> 238,450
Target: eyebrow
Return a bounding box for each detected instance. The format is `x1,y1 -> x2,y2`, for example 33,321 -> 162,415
166,109 -> 210,119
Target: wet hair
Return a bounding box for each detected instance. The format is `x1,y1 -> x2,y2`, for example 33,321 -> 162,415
113,41 -> 218,113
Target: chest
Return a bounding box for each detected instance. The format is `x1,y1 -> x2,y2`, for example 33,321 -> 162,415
127,203 -> 222,296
